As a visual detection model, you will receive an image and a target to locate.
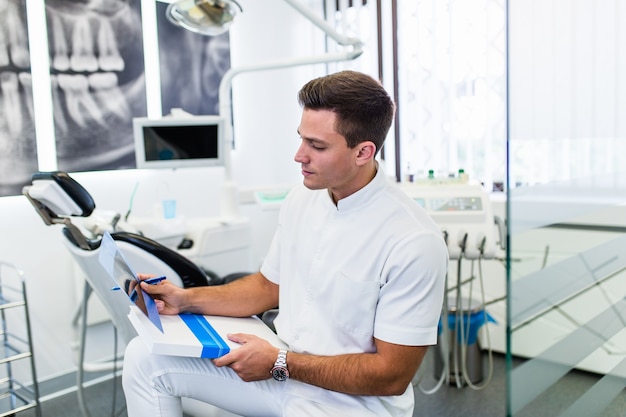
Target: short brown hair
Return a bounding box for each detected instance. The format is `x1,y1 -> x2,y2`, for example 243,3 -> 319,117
297,70 -> 395,154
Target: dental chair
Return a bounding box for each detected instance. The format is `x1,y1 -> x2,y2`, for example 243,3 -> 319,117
22,171 -> 245,417
23,171 -> 213,341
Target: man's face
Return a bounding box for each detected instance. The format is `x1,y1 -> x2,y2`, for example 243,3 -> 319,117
294,108 -> 362,202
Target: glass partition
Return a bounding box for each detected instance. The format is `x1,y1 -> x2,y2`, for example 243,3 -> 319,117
506,0 -> 626,416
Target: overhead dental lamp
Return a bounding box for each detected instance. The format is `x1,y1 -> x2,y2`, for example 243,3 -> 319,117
160,0 -> 364,219
166,0 -> 242,36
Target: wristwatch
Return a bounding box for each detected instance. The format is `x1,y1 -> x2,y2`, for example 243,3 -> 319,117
270,349 -> 289,381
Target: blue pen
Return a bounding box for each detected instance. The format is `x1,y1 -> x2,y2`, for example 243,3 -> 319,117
129,276 -> 165,301
110,276 -> 166,290
144,276 -> 167,285
111,276 -> 166,301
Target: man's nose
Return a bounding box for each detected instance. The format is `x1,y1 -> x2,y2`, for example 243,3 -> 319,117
294,143 -> 307,163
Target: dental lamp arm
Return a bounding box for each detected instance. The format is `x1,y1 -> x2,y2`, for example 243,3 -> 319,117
217,0 -> 364,218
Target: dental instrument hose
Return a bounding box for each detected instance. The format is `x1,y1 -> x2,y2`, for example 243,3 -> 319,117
415,237 -> 495,394
451,233 -> 468,388
458,256 -> 494,391
416,247 -> 467,392
413,230 -> 450,395
415,231 -> 453,394
414,270 -> 451,394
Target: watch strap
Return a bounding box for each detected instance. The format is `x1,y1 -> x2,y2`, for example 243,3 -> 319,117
271,349 -> 289,381
275,349 -> 288,367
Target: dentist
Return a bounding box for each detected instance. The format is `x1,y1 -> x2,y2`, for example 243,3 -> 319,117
122,70 -> 448,417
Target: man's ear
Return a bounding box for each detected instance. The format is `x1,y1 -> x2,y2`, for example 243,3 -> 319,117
355,141 -> 376,165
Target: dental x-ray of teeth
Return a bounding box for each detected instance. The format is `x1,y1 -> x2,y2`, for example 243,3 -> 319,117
46,0 -> 230,174
0,0 -> 230,197
45,0 -> 148,173
156,1 -> 230,117
0,0 -> 39,197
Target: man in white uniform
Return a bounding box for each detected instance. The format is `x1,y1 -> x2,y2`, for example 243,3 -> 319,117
122,70 -> 448,416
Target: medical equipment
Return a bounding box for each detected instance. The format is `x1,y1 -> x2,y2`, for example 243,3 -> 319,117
21,171 -> 231,417
133,114 -> 225,170
158,0 -> 365,220
401,182 -> 505,392
433,296 -> 494,385
166,0 -> 242,36
399,182 -> 502,261
137,0 -> 364,222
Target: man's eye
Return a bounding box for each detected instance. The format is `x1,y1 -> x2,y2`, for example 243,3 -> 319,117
309,141 -> 325,150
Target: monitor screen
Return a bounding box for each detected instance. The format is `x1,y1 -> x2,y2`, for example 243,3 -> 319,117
133,116 -> 225,169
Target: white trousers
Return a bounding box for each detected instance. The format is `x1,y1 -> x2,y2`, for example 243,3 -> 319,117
122,337 -> 388,417
122,337 -> 283,417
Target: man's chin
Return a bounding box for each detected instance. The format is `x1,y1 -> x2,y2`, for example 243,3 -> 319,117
302,178 -> 322,190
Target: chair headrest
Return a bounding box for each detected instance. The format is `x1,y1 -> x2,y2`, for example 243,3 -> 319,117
29,171 -> 95,217
110,232 -> 210,288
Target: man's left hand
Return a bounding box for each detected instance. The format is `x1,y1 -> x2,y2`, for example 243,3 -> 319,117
213,333 -> 279,382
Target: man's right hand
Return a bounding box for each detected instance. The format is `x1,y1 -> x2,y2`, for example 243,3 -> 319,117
137,273 -> 187,315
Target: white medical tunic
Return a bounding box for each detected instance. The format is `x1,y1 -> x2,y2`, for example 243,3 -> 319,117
260,167 -> 448,416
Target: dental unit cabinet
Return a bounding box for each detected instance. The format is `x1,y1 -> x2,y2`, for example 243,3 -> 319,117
400,180 -> 504,390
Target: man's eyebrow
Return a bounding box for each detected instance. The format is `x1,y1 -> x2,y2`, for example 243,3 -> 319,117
297,129 -> 319,142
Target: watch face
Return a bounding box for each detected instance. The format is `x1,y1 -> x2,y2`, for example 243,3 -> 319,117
271,366 -> 289,381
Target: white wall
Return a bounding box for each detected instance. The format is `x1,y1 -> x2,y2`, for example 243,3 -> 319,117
228,0 -> 331,189
0,0 -> 339,386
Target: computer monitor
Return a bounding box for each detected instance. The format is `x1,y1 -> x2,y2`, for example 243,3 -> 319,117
133,116 -> 225,169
